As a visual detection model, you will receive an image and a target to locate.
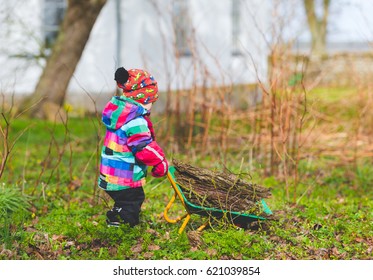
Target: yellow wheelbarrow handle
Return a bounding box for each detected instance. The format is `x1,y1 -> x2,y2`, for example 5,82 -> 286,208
163,171 -> 192,234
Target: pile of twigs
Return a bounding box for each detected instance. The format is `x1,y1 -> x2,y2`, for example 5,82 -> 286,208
172,160 -> 271,214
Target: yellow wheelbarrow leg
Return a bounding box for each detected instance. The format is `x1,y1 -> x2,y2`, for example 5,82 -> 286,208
164,192 -> 191,234
178,214 -> 191,234
164,192 -> 189,224
164,171 -> 194,234
197,220 -> 209,232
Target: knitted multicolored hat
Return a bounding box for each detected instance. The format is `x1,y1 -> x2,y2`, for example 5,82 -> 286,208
114,67 -> 159,104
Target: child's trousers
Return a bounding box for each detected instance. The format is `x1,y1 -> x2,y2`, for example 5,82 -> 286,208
105,187 -> 145,226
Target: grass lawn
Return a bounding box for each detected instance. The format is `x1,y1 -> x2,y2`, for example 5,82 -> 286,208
1,90 -> 372,260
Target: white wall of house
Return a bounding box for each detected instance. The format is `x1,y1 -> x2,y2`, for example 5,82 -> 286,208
117,0 -> 269,90
0,0 -> 270,110
0,0 -> 43,95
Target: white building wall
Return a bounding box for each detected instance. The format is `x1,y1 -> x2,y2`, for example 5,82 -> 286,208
231,0 -> 270,84
0,0 -> 43,94
118,0 -> 269,90
188,0 -> 232,87
0,0 -> 270,109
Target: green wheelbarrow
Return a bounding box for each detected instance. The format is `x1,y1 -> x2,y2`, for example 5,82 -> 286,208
163,166 -> 273,234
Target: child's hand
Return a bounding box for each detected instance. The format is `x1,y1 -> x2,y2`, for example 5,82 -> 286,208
151,159 -> 168,177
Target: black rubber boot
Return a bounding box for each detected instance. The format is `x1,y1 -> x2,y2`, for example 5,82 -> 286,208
106,207 -> 123,227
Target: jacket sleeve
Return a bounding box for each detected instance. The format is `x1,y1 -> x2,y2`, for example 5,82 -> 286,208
134,141 -> 166,166
125,117 -> 153,153
125,117 -> 168,176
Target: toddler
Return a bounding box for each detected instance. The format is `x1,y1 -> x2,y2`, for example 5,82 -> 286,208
98,67 -> 168,227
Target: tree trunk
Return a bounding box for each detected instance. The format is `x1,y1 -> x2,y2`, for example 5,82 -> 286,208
303,0 -> 331,56
21,0 -> 107,121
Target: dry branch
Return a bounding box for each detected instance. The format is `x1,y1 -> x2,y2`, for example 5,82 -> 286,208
172,160 -> 271,214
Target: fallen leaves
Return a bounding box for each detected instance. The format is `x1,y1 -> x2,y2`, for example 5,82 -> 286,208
130,237 -> 161,259
186,230 -> 203,248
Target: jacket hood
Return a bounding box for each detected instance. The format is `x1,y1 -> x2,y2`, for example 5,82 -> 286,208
102,96 -> 148,130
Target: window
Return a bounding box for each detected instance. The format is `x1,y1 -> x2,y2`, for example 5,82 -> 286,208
172,0 -> 192,56
42,0 -> 67,48
232,0 -> 242,55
